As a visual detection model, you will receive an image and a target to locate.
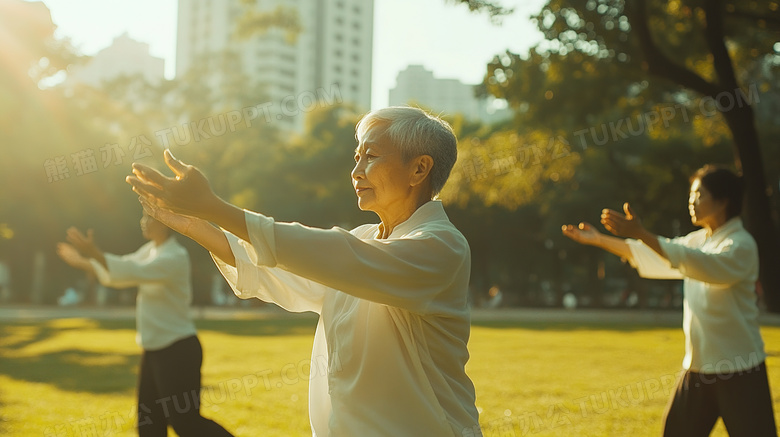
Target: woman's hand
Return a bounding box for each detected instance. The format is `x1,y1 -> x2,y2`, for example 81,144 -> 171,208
139,196 -> 205,237
601,203 -> 646,239
56,243 -> 92,271
126,149 -> 222,220
65,227 -> 102,260
562,222 -> 602,246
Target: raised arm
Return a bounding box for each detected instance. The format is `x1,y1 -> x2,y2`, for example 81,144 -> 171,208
563,208 -> 684,280
235,211 -> 468,313
562,222 -> 633,261
126,150 -> 250,244
657,236 -> 757,284
65,227 -> 107,269
138,197 -> 236,267
601,202 -> 666,259
57,242 -> 96,275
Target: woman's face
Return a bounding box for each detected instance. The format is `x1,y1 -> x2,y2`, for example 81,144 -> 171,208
688,178 -> 726,227
351,127 -> 415,215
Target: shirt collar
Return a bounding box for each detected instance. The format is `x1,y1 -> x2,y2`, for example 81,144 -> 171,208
709,217 -> 742,239
152,235 -> 178,251
387,200 -> 448,238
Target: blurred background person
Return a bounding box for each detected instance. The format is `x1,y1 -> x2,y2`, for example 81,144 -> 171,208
562,165 -> 776,436
56,214 -> 233,437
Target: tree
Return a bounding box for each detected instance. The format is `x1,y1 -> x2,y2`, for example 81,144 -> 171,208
453,0 -> 780,311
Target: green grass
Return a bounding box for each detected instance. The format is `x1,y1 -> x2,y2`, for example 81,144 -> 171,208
1,316 -> 778,436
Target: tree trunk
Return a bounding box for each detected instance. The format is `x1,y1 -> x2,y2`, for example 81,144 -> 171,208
721,103 -> 780,312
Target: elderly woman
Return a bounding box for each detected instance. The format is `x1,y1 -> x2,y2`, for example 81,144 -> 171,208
562,165 -> 776,437
127,107 -> 482,436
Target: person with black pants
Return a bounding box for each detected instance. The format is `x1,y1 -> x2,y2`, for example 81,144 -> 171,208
57,213 -> 233,436
563,165 -> 776,436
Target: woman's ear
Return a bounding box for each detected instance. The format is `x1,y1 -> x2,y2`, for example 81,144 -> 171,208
409,155 -> 434,187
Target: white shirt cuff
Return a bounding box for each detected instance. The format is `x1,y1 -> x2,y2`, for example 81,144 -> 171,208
90,257 -> 112,286
658,237 -> 683,268
243,209 -> 277,267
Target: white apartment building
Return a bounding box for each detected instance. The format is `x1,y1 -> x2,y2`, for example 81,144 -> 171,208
176,0 -> 373,131
389,65 -> 511,125
65,33 -> 165,88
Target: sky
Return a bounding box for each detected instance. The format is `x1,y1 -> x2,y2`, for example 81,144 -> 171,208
38,0 -> 547,109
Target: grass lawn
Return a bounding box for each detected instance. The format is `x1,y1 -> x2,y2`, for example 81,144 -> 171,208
1,315 -> 778,436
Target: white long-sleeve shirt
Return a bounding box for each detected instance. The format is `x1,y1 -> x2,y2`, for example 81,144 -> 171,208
212,200 -> 482,437
627,218 -> 766,373
90,237 -> 197,351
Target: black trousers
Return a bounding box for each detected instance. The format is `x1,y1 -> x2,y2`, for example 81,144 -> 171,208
137,335 -> 233,437
662,361 -> 777,437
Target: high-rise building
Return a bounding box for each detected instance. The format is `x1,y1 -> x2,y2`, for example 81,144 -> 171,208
176,0 -> 373,131
65,33 -> 165,88
389,65 -> 511,125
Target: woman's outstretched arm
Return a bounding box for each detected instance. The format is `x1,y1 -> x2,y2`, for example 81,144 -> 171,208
562,222 -> 633,261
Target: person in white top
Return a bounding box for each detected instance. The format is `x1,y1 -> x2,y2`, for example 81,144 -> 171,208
126,106 -> 483,436
562,165 -> 776,437
57,215 -> 233,437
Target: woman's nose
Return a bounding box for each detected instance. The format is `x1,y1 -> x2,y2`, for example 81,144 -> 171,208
351,161 -> 365,180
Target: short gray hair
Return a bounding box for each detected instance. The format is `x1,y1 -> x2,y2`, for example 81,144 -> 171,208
355,106 -> 457,198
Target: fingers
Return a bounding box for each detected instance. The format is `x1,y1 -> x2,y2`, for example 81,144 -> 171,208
86,229 -> 94,241
578,222 -> 592,231
602,221 -> 619,236
138,195 -> 177,221
56,242 -> 75,258
601,215 -> 620,230
138,196 -> 159,218
131,164 -> 169,188
66,228 -> 88,247
164,149 -> 190,179
623,202 -> 633,219
602,208 -> 625,219
561,224 -> 577,240
126,175 -> 167,201
67,227 -> 86,240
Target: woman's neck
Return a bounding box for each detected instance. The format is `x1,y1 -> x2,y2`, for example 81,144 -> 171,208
376,196 -> 430,239
704,213 -> 729,234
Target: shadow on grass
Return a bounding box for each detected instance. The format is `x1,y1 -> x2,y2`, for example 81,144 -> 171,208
0,317 -> 319,394
0,348 -> 138,394
85,317 -> 319,337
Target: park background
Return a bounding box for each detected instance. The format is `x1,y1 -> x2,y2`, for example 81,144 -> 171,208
1,0 -> 780,435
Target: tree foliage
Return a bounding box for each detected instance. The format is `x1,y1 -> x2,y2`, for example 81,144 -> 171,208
445,0 -> 780,308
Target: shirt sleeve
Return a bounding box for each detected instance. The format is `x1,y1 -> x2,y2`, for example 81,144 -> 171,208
211,231 -> 330,314
658,235 -> 758,285
626,239 -> 684,280
239,210 -> 469,314
90,249 -> 185,289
